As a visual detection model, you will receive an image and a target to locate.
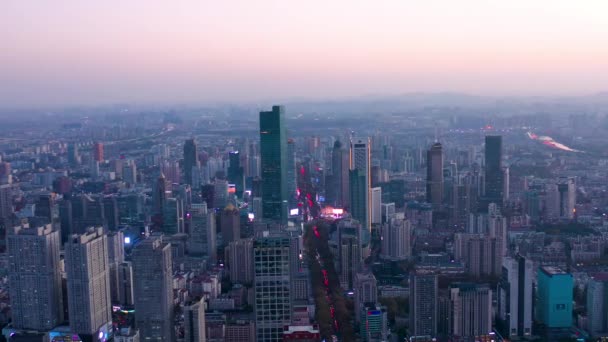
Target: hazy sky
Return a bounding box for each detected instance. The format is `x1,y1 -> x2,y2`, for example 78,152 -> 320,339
1,1 -> 608,107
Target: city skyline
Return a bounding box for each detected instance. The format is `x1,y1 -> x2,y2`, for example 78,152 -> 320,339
2,1 -> 608,108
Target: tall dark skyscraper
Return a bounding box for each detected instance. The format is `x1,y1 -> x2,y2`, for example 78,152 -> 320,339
259,105 -> 288,224
286,138 -> 297,207
153,172 -> 168,215
227,150 -> 244,196
328,140 -> 350,208
484,135 -> 503,205
426,142 -> 443,208
183,138 -> 198,186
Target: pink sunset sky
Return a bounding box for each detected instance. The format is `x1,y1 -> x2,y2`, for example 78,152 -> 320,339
1,0 -> 608,107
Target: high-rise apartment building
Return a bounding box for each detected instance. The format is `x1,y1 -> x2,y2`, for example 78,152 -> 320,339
380,213 -> 411,260
65,227 -> 112,339
498,255 -> 533,338
183,138 -> 199,186
337,218 -> 363,290
132,237 -> 174,341
259,105 -> 288,224
184,298 -> 206,342
409,270 -> 438,338
370,187 -> 382,225
426,142 -> 444,208
254,233 -> 293,342
354,272 -> 378,322
448,283 -> 492,339
7,223 -> 63,331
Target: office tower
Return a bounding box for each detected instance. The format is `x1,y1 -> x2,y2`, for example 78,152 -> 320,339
557,177 -> 576,219
226,238 -> 254,284
254,234 -> 293,342
536,266 -> 573,328
286,139 -> 297,206
426,142 -> 443,208
117,262 -> 134,307
354,272 -> 378,322
498,255 -> 533,338
227,151 -> 244,197
350,137 -> 371,232
409,271 -> 438,338
259,105 -> 288,224
183,139 -> 199,186
132,237 -> 174,341
587,273 -> 608,337
448,283 -> 492,339
107,230 -> 125,304
189,203 -> 216,263
35,193 -> 58,222
184,299 -> 206,342
213,179 -> 229,208
93,142 -> 104,162
380,213 -> 411,260
337,219 -> 362,290
68,143 -> 80,165
453,233 -> 501,277
163,197 -> 184,235
65,228 -> 112,339
252,197 -> 263,219
484,135 -> 503,205
370,187 -> 382,225
122,161 -> 137,185
153,172 -> 169,215
328,140 -> 350,208
221,203 -> 240,245
7,223 -> 63,330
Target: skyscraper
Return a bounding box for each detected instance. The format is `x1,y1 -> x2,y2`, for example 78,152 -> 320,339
153,172 -> 169,215
184,298 -> 206,342
107,230 -> 125,304
349,169 -> 368,236
221,203 -> 240,246
380,213 -> 411,260
286,139 -> 297,207
227,151 -> 244,197
7,223 -> 63,331
448,283 -> 492,339
350,138 -> 371,232
254,234 -> 293,342
536,266 -> 573,328
259,105 -> 288,224
132,237 -> 174,341
498,255 -> 533,338
354,272 -> 378,322
328,140 -> 350,208
183,138 -> 199,186
426,142 -> 443,208
226,238 -> 254,284
93,142 -> 104,162
64,227 -> 112,340
337,218 -> 363,290
370,187 -> 382,225
189,203 -> 216,263
163,197 -> 184,235
586,273 -> 608,337
484,135 -> 503,206
409,270 -> 438,338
